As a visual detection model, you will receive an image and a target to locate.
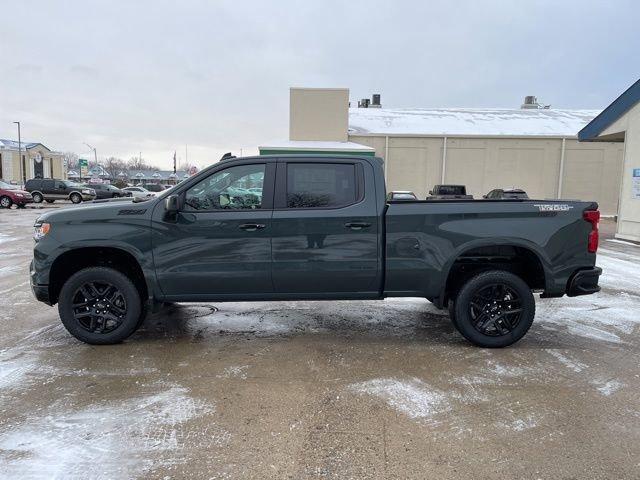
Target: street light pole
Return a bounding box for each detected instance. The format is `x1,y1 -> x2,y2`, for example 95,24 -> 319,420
13,121 -> 23,185
84,143 -> 98,165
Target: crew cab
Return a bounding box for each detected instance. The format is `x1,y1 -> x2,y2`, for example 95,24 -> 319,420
30,155 -> 602,347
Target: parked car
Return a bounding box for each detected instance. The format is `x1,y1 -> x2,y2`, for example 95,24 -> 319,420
484,188 -> 529,199
122,186 -> 156,199
386,191 -> 418,201
31,155 -> 602,348
82,183 -> 132,199
427,184 -> 474,200
141,183 -> 165,193
0,180 -> 33,208
25,178 -> 96,204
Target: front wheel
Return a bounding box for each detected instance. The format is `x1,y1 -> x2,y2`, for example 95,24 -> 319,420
0,196 -> 12,208
70,193 -> 82,204
452,270 -> 535,348
58,267 -> 142,344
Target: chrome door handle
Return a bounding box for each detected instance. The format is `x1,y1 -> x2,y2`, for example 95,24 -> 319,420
344,222 -> 371,230
239,223 -> 266,231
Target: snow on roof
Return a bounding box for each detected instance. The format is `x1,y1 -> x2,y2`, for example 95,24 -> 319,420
348,108 -> 601,137
259,140 -> 374,152
0,139 -> 43,150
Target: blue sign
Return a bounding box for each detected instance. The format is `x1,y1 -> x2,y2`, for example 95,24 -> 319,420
633,168 -> 640,177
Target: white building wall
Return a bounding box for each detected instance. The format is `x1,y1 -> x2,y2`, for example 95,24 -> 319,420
350,134 -> 623,214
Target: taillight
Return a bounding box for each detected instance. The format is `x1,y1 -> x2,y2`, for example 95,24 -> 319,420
583,210 -> 600,253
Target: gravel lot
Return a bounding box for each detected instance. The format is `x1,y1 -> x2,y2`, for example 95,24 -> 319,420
0,207 -> 639,479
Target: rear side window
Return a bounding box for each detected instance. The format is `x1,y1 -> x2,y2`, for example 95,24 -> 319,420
286,163 -> 357,209
42,180 -> 55,190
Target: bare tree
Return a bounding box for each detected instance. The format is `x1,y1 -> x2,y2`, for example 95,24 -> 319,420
103,156 -> 127,179
127,156 -> 160,171
63,151 -> 79,170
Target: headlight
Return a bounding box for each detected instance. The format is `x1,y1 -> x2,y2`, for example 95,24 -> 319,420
34,223 -> 51,241
15,193 -> 24,197
82,189 -> 91,194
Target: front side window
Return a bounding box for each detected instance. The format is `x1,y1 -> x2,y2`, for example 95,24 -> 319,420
286,163 -> 356,209
184,164 -> 265,211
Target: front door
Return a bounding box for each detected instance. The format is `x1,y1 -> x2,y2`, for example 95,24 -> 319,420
152,162 -> 275,298
271,160 -> 380,296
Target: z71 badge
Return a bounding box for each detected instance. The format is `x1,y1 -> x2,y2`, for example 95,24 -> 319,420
534,204 -> 574,212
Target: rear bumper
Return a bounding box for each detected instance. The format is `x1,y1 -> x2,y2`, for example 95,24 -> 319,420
566,267 -> 602,297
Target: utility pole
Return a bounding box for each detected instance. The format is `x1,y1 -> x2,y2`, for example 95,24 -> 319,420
13,121 -> 24,185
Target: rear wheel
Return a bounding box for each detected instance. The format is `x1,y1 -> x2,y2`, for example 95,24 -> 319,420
32,192 -> 44,203
0,196 -> 12,208
70,192 -> 82,204
58,267 -> 142,344
452,270 -> 535,348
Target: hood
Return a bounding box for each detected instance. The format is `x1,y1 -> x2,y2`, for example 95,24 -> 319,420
36,197 -> 157,224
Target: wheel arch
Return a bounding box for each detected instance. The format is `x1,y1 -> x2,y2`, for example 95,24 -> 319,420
438,239 -> 550,308
48,246 -> 154,306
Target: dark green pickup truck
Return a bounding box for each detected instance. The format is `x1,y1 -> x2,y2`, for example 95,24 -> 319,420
30,155 -> 602,347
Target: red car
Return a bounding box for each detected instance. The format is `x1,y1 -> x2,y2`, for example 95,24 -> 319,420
0,180 -> 34,208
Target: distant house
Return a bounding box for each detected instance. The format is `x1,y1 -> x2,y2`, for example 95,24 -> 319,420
0,139 -> 65,183
116,169 -> 190,185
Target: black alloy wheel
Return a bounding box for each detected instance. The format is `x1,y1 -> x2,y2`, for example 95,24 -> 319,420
452,270 -> 535,348
58,267 -> 143,344
71,281 -> 127,334
468,283 -> 523,336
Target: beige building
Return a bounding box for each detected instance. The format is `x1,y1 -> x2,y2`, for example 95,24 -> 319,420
579,78 -> 640,242
263,88 -> 624,215
0,139 -> 66,184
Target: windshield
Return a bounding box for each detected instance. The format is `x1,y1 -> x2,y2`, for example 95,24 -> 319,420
0,180 -> 17,190
437,185 -> 465,195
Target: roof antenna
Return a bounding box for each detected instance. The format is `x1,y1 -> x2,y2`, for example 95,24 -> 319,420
220,152 -> 235,161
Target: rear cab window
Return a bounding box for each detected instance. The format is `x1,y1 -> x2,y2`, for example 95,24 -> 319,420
283,162 -> 362,209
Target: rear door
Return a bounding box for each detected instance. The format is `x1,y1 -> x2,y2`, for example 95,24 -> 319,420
271,159 -> 381,296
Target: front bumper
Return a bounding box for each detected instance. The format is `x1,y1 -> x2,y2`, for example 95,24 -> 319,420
566,267 -> 602,297
30,260 -> 51,305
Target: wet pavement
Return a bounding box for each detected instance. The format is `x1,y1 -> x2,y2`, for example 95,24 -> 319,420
0,208 -> 639,479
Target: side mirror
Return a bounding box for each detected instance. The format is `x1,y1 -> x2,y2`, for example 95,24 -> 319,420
164,194 -> 179,213
483,195 -> 488,199
428,190 -> 433,195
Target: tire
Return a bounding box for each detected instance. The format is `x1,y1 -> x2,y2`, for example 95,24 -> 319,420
0,196 -> 12,209
57,267 -> 142,344
70,193 -> 82,204
32,192 -> 44,203
45,199 -> 55,204
452,270 -> 535,348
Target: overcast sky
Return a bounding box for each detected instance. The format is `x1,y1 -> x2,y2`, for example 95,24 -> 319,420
1,0 -> 638,169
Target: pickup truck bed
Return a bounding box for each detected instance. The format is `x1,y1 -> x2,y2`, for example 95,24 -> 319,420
31,155 -> 601,348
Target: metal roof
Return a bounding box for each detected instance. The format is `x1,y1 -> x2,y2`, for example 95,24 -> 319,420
578,78 -> 640,141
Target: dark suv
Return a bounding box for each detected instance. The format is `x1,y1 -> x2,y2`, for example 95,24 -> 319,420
25,178 -> 96,204
82,183 -> 131,199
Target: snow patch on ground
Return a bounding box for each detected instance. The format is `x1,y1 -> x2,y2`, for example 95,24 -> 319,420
593,379 -> 625,397
0,384 -> 226,479
217,365 -> 250,379
349,377 -> 450,419
545,350 -> 587,373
